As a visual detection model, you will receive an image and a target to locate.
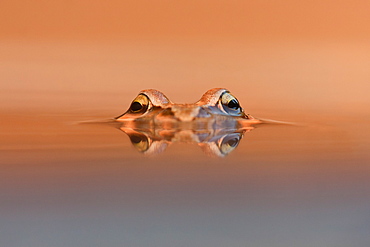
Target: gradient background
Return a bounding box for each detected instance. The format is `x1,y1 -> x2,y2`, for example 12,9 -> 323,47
1,1 -> 370,247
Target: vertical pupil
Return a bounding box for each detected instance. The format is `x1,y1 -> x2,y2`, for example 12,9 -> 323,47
227,99 -> 239,109
131,101 -> 143,111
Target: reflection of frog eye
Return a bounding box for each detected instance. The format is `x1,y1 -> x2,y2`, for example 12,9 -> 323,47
129,133 -> 150,152
219,92 -> 243,115
129,94 -> 150,113
219,134 -> 241,155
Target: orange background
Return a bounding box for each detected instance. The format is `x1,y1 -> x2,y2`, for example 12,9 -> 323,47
1,1 -> 370,117
1,0 -> 370,40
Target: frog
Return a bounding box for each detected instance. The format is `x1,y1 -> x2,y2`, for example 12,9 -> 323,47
116,88 -> 260,125
114,88 -> 261,156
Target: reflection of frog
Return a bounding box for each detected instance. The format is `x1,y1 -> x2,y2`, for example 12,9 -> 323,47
115,88 -> 261,156
119,127 -> 254,157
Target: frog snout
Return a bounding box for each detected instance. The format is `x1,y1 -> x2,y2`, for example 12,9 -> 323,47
171,105 -> 200,122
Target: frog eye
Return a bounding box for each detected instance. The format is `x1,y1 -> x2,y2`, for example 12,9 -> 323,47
218,92 -> 243,115
129,94 -> 150,113
218,133 -> 242,155
129,133 -> 150,152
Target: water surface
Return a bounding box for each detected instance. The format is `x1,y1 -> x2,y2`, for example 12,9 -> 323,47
1,41 -> 370,247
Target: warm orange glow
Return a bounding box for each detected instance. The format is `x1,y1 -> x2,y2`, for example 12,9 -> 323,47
1,2 -> 370,246
1,1 -> 370,40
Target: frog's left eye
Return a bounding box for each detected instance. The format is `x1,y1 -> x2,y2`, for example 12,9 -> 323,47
129,94 -> 151,113
129,133 -> 150,152
218,92 -> 243,115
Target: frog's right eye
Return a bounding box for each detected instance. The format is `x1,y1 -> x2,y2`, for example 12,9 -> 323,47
218,133 -> 241,155
217,92 -> 243,116
129,94 -> 150,113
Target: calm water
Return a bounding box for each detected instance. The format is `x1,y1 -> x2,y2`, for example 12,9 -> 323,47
1,41 -> 370,247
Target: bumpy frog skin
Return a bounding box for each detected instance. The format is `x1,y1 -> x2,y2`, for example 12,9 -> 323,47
114,88 -> 261,157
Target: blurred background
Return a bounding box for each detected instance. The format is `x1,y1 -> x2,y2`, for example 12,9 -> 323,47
1,0 -> 369,117
1,1 -> 370,247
